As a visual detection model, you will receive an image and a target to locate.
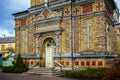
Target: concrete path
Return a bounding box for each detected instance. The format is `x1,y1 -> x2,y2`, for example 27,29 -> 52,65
0,72 -> 77,80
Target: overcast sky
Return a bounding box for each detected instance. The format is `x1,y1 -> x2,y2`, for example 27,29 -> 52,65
0,0 -> 30,37
0,0 -> 120,37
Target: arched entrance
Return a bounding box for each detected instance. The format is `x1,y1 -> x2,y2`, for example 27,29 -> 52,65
45,39 -> 56,68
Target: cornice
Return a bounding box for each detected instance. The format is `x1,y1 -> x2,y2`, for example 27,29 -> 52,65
14,14 -> 29,20
14,0 -> 96,19
33,17 -> 61,26
14,10 -> 114,31
63,10 -> 114,26
54,52 -> 118,58
14,27 -> 20,31
14,23 -> 34,31
28,0 -> 94,15
14,16 -> 61,31
34,29 -> 62,36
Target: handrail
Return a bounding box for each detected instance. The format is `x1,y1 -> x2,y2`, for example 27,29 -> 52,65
54,61 -> 64,67
31,61 -> 40,68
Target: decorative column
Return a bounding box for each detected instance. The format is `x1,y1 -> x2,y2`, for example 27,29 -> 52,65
106,25 -> 109,52
22,31 -> 26,55
85,20 -> 91,49
36,34 -> 41,57
56,31 -> 62,71
56,31 -> 61,55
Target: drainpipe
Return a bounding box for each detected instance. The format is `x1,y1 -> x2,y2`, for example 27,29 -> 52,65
71,0 -> 75,71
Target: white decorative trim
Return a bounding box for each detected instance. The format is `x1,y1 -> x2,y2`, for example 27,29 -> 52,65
33,8 -> 62,21
85,20 -> 91,49
38,24 -> 59,31
54,52 -> 118,58
106,24 -> 109,52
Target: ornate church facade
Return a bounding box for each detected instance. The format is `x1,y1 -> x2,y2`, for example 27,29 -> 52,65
13,0 -> 120,69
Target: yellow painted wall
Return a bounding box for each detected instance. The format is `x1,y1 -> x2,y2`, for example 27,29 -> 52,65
0,42 -> 15,57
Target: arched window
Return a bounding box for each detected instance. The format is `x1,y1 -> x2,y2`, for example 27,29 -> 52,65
46,39 -> 56,47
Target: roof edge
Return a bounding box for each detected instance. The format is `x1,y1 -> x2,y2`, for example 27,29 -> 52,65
12,10 -> 28,16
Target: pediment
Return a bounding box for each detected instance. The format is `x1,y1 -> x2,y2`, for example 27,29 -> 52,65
34,8 -> 62,21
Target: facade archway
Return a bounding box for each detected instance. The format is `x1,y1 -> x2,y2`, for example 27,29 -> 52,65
44,38 -> 56,68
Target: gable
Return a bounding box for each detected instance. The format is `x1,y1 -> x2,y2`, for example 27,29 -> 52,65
34,8 -> 61,21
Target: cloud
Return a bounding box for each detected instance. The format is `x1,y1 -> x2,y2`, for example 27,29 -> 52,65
0,20 -> 14,29
0,0 -> 30,37
0,20 -> 15,37
6,0 -> 30,11
0,29 -> 15,37
115,0 -> 120,9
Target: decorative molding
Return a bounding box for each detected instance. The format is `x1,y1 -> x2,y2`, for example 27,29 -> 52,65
14,23 -> 35,31
34,17 -> 62,25
85,20 -> 91,49
28,0 -> 94,15
83,4 -> 93,14
14,27 -> 20,31
14,11 -> 113,32
34,33 -> 41,38
33,8 -> 62,21
14,14 -> 29,20
35,29 -> 62,35
37,24 -> 59,32
54,52 -> 118,58
22,55 -> 41,59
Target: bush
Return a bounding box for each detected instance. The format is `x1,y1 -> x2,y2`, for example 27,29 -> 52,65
64,67 -> 107,79
2,66 -> 14,73
102,63 -> 120,80
2,54 -> 28,73
87,68 -> 107,79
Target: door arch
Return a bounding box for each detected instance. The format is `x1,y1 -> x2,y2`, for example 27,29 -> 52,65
45,39 -> 56,68
46,39 -> 56,48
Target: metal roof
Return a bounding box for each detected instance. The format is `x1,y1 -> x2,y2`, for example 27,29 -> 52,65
0,37 -> 15,43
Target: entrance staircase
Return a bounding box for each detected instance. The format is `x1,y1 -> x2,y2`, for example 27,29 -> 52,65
24,61 -> 64,76
25,67 -> 61,76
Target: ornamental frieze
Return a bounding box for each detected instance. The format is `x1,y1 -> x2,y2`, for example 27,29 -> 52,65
37,24 -> 60,33
34,8 -> 62,21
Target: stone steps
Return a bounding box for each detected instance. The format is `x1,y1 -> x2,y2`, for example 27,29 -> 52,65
24,67 -> 61,76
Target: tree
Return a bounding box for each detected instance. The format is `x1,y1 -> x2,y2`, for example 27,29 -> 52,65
13,54 -> 28,73
2,54 -> 28,73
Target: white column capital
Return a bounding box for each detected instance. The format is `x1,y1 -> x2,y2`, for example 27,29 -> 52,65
55,30 -> 61,36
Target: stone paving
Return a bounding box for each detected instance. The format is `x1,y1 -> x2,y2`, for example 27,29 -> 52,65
0,72 -> 78,80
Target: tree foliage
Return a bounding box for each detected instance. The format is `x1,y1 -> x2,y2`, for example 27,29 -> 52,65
2,54 -> 28,73
102,62 -> 120,80
13,54 -> 28,73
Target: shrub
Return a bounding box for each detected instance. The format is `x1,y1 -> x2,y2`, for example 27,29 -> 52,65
102,63 -> 120,80
2,54 -> 28,73
2,66 -> 14,73
64,71 -> 72,77
87,67 -> 107,79
64,67 -> 107,79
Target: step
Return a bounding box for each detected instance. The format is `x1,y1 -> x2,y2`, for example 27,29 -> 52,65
24,67 -> 61,76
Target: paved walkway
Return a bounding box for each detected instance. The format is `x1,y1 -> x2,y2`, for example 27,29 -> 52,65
0,72 -> 77,80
